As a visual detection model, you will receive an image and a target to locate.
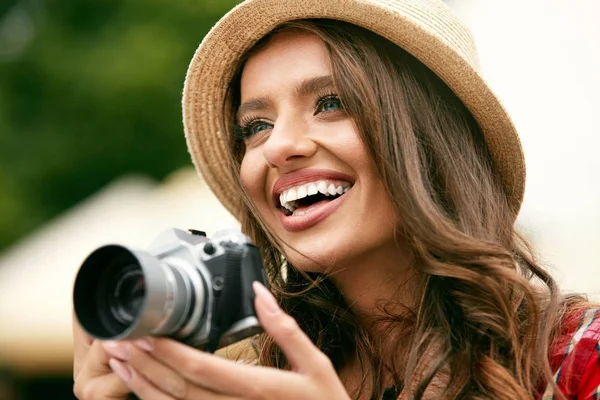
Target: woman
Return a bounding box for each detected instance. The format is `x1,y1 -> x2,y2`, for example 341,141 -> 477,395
72,0 -> 600,399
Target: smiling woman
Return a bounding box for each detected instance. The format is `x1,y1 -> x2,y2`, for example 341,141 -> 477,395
72,1 -> 600,400
235,29 -> 402,273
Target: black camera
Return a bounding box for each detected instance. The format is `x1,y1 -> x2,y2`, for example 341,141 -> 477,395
73,228 -> 267,352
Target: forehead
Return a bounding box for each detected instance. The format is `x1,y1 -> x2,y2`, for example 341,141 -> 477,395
240,29 -> 331,95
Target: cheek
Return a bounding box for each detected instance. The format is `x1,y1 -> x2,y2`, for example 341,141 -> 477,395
239,152 -> 266,203
239,156 -> 254,193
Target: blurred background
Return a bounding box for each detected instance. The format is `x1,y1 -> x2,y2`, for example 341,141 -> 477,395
0,0 -> 598,398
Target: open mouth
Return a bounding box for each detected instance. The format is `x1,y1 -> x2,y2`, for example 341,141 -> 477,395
276,180 -> 353,217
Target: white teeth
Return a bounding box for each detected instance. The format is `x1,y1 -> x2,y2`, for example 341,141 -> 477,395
297,185 -> 307,199
286,188 -> 297,203
278,179 -> 353,213
282,200 -> 295,212
317,180 -> 328,194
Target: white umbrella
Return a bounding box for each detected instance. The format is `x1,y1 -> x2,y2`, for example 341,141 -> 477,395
0,168 -> 238,374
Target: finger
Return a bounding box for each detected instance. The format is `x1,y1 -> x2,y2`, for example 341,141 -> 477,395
72,311 -> 93,379
115,358 -> 239,400
103,340 -> 188,399
150,338 -> 301,397
181,384 -> 240,400
76,339 -> 115,383
252,281 -> 333,374
73,367 -> 129,400
109,358 -> 173,400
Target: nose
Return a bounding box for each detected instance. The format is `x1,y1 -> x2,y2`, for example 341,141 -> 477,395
262,115 -> 317,168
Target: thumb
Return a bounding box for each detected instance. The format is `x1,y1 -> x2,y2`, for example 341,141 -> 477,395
252,281 -> 331,373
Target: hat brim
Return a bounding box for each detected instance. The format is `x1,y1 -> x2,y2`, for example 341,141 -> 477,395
183,0 -> 525,219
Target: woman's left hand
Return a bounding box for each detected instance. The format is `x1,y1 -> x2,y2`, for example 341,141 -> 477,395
102,282 -> 351,400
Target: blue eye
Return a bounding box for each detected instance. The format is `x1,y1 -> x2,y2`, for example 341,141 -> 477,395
315,95 -> 343,114
239,118 -> 272,140
249,121 -> 271,135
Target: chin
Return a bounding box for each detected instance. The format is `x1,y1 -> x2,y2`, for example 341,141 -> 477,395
281,240 -> 345,274
283,251 -> 331,273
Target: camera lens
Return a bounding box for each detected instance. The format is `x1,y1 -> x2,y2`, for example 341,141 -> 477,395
109,266 -> 146,324
73,244 -> 205,341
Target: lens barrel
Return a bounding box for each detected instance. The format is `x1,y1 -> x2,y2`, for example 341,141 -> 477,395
73,245 -> 204,341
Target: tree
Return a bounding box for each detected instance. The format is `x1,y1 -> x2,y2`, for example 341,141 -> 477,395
0,0 -> 239,250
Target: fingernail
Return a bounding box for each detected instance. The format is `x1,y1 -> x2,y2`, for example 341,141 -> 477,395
109,358 -> 132,382
102,341 -> 129,360
133,338 -> 153,352
253,281 -> 279,313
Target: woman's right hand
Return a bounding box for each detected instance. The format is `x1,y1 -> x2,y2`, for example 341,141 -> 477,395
72,313 -> 131,399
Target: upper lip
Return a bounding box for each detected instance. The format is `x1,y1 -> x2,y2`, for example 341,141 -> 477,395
271,168 -> 355,206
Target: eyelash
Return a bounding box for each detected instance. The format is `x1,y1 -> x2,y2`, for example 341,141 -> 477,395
314,92 -> 342,115
235,92 -> 344,140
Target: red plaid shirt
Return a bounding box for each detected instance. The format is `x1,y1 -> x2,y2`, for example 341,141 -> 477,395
539,308 -> 600,399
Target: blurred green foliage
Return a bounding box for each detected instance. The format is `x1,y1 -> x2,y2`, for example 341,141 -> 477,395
0,0 -> 239,251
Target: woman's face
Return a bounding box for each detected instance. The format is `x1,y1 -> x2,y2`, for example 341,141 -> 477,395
238,29 -> 401,271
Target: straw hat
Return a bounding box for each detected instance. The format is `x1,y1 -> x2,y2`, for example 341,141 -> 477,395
183,0 -> 525,219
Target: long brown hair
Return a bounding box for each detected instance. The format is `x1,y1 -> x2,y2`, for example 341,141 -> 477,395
220,19 -> 591,399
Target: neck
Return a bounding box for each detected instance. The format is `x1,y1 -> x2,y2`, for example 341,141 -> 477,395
327,238 -> 420,324
307,238 -> 420,395
326,236 -> 421,390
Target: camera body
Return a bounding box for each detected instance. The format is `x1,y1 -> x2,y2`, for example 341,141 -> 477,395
73,228 -> 267,352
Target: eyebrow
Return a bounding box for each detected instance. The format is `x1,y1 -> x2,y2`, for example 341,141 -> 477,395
236,75 -> 335,123
295,75 -> 334,97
